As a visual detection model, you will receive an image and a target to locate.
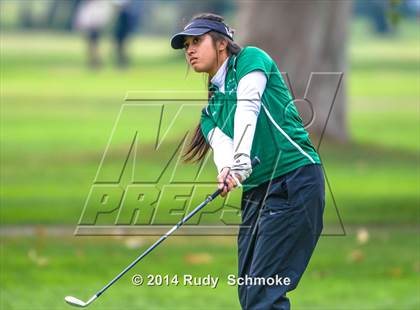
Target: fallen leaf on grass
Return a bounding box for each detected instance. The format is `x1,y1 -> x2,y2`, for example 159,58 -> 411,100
28,249 -> 49,267
348,249 -> 365,263
387,267 -> 403,278
124,237 -> 144,249
356,227 -> 369,245
184,253 -> 213,265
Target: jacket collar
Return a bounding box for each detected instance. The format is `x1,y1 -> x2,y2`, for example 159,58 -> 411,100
210,57 -> 229,93
209,49 -> 242,93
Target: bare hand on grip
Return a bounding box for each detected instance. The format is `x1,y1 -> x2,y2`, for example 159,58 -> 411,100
217,167 -> 238,197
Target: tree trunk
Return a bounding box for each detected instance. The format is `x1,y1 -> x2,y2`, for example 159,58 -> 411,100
237,0 -> 352,143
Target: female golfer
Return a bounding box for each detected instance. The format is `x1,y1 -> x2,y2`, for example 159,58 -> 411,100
171,13 -> 325,310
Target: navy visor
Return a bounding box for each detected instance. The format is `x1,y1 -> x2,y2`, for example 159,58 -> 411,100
170,19 -> 233,49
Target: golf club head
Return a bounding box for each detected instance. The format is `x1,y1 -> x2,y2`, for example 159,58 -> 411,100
64,296 -> 87,307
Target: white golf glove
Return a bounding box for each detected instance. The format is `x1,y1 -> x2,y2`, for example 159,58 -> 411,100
230,153 -> 252,187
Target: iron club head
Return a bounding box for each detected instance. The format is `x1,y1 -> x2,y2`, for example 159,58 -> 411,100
65,295 -> 97,308
65,296 -> 87,307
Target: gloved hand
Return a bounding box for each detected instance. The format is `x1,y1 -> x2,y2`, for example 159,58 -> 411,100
230,153 -> 252,187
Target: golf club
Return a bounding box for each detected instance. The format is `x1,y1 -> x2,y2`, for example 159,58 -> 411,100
65,157 -> 260,307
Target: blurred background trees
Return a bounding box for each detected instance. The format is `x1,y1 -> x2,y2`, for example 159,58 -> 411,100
238,0 -> 352,142
2,0 -> 417,143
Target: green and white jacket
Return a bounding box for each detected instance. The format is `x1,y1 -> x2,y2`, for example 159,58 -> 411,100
201,46 -> 320,192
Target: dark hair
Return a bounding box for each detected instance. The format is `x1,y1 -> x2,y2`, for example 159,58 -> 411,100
182,13 -> 242,163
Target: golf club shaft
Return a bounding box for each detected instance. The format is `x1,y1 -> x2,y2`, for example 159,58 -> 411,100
94,157 -> 260,298
96,193 -> 215,297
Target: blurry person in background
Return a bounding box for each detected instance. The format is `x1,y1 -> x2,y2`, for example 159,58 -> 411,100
74,0 -> 113,69
406,0 -> 420,17
113,0 -> 142,68
46,0 -> 82,31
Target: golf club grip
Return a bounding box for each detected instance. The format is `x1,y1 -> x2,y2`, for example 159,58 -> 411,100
250,156 -> 261,168
211,156 -> 261,199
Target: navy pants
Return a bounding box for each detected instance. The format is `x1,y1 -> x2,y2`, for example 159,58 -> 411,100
238,164 -> 325,310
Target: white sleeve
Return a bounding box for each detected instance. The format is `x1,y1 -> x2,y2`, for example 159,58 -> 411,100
207,127 -> 234,173
234,71 -> 267,156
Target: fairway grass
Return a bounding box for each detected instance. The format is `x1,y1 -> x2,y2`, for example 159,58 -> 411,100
1,24 -> 418,225
1,227 -> 418,309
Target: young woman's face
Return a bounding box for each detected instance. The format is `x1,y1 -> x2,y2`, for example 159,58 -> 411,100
184,34 -> 220,75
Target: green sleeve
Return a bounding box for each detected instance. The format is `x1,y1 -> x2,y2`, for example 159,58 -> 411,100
200,106 -> 215,143
235,46 -> 273,81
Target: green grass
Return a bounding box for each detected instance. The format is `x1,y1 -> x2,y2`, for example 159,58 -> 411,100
1,228 -> 418,309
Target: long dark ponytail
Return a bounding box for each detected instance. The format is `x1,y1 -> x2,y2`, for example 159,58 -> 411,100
182,13 -> 242,163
